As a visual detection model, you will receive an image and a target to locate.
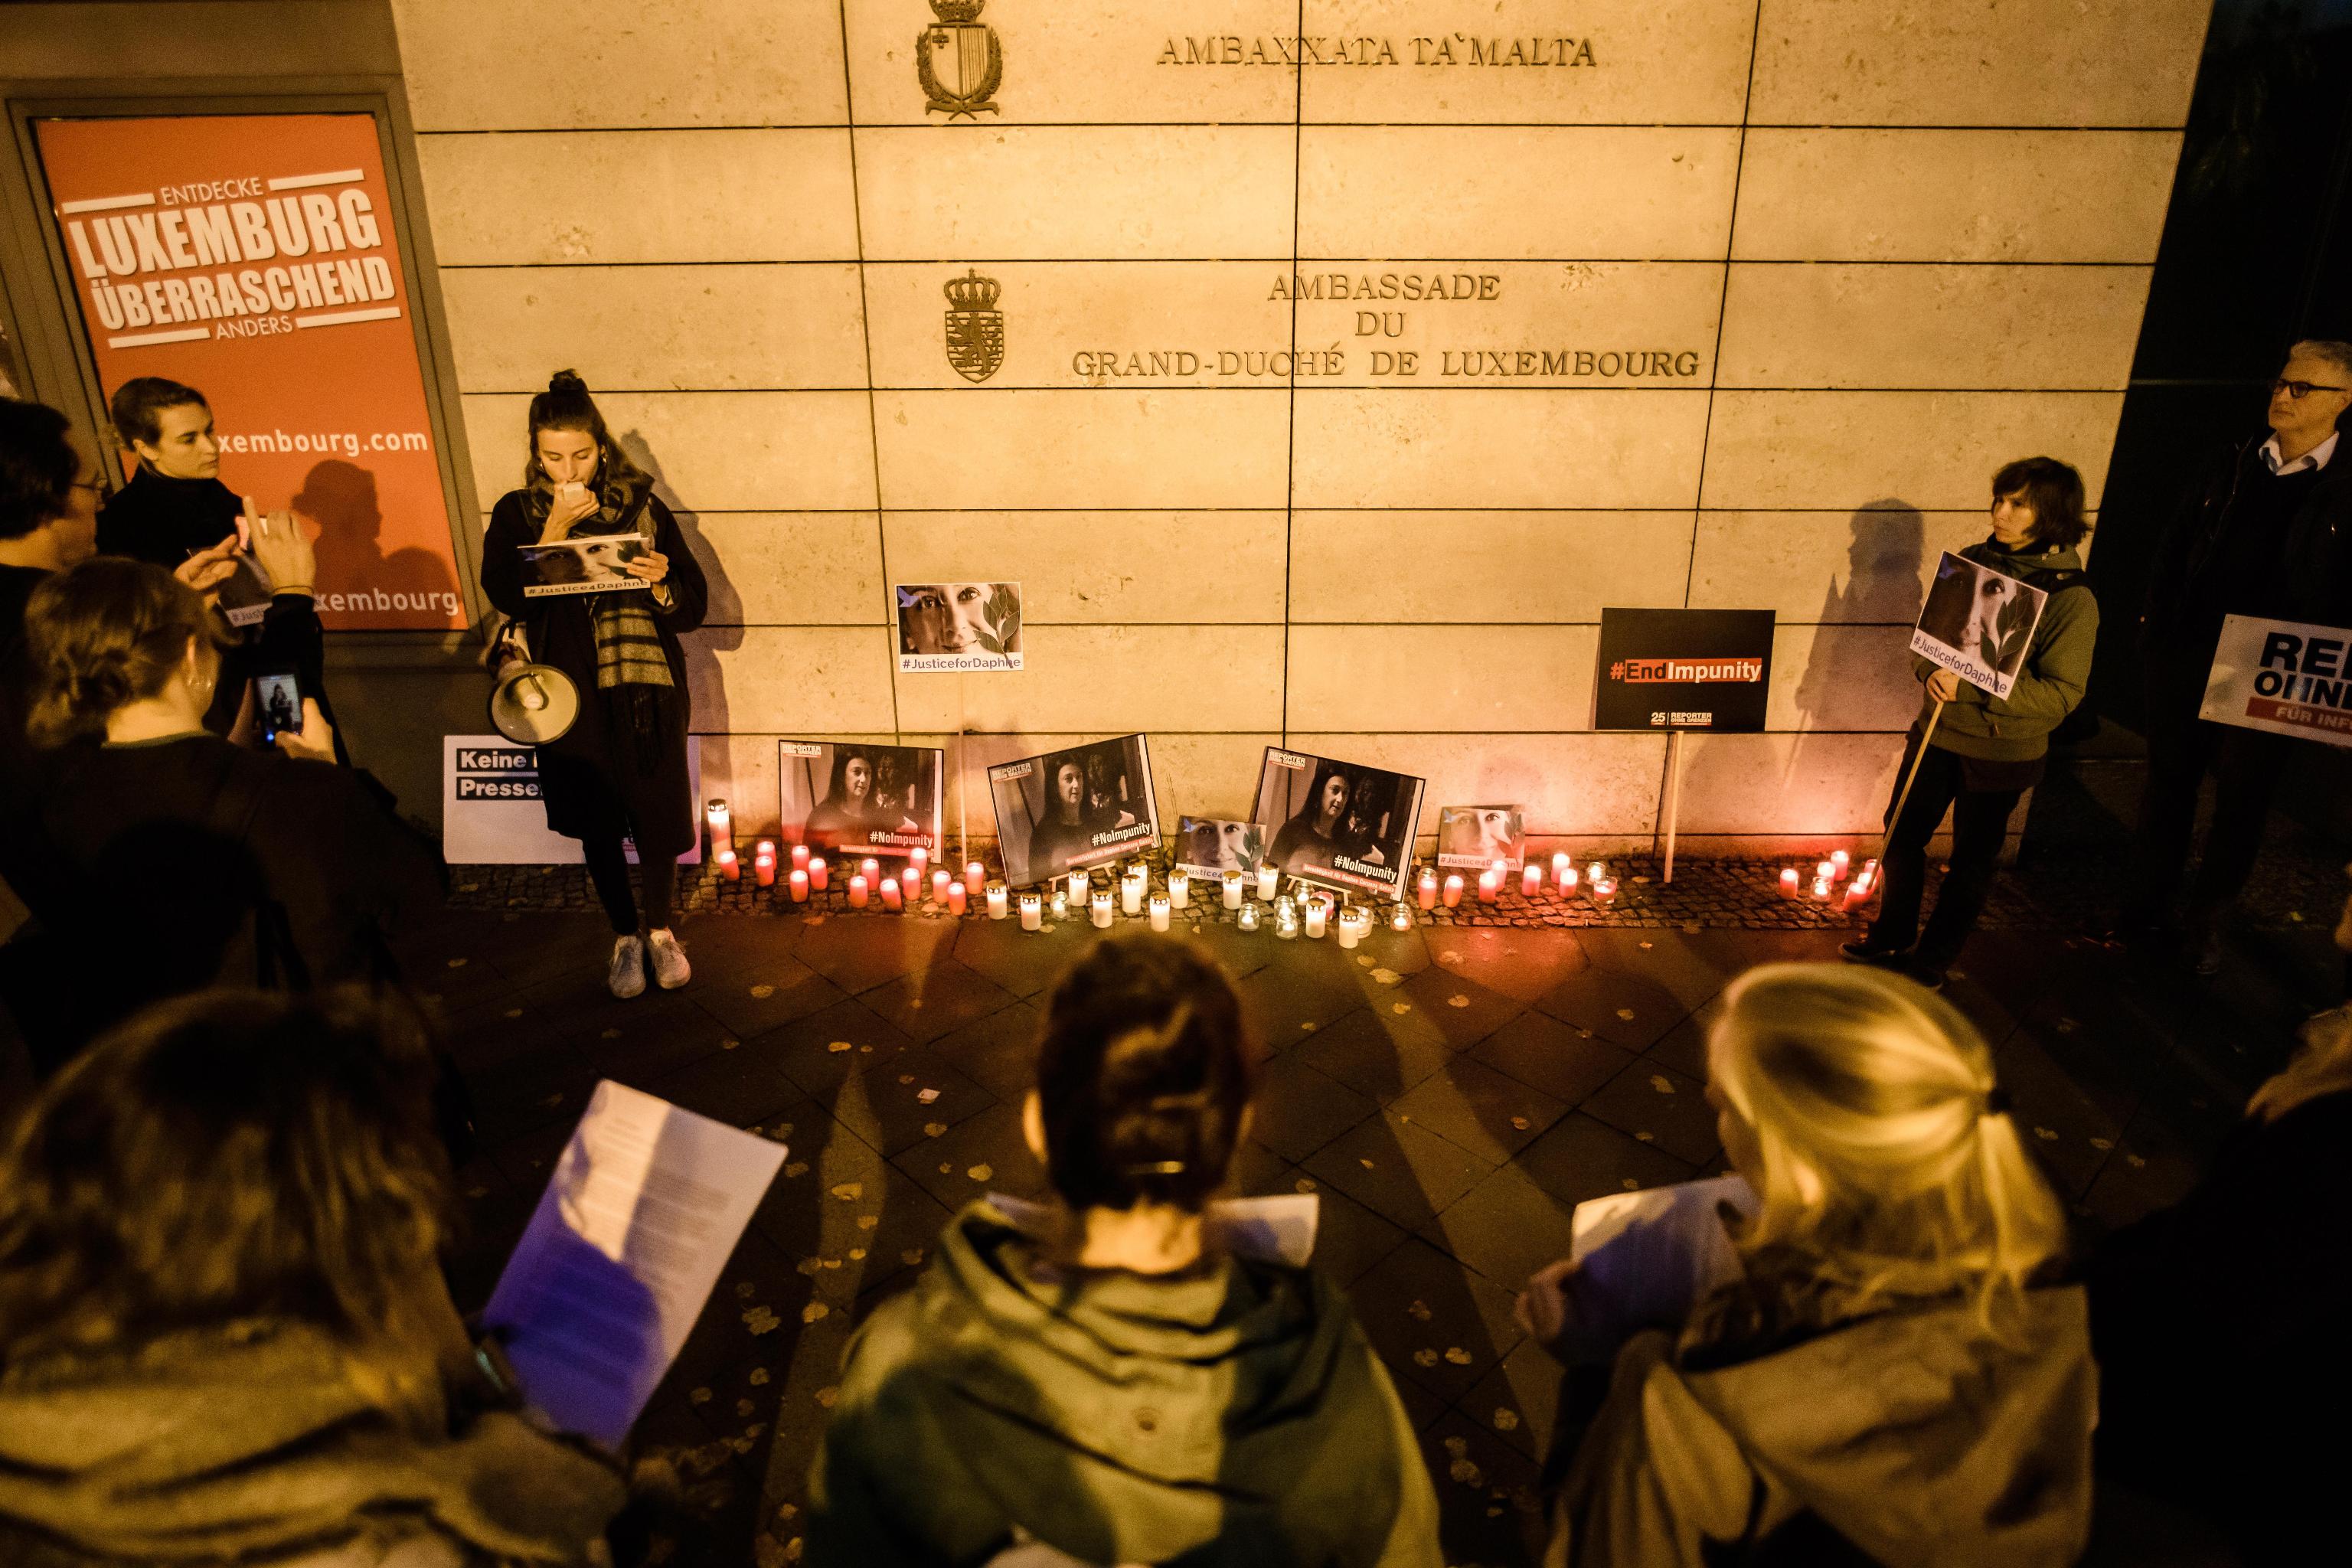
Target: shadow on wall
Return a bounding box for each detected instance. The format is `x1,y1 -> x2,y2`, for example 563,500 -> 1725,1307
619,431 -> 740,742
1780,500 -> 1925,805
295,459 -> 459,616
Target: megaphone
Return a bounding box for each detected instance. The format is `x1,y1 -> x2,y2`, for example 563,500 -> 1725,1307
488,662 -> 580,744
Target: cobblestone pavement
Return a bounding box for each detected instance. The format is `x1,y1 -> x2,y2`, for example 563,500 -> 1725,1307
404,804 -> 2344,1564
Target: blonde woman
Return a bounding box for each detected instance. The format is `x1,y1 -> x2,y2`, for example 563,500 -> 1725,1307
1523,965 -> 2091,1566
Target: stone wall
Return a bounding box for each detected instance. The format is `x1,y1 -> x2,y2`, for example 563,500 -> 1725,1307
390,0 -> 2213,851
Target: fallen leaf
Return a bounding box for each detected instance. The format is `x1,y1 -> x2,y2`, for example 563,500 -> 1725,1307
1370,967 -> 1403,985
939,1162 -> 952,1174
1618,1008 -> 1638,1022
899,1073 -> 915,1084
722,1038 -> 740,1050
734,1281 -> 756,1298
2034,1126 -> 2058,1142
1450,1459 -> 1484,1487
1444,1347 -> 1472,1366
1494,1408 -> 1520,1431
1392,1002 -> 1412,1014
815,1387 -> 839,1409
820,1257 -> 840,1269
1510,1116 -> 1530,1131
1449,995 -> 1471,1009
924,1122 -> 948,1138
750,1368 -> 771,1386
736,1397 -> 755,1416
918,1088 -> 940,1103
1407,1300 -> 1432,1321
856,1214 -> 879,1230
827,1040 -> 851,1054
967,1164 -> 993,1181
750,985 -> 775,998
1294,1177 -> 1317,1193
1443,1436 -> 1468,1457
1413,1349 -> 1440,1367
1359,1157 -> 1375,1169
690,1387 -> 711,1405
848,1247 -> 866,1260
901,1247 -> 926,1265
829,1183 -> 863,1201
1635,1131 -> 1655,1142
782,1161 -> 808,1178
1648,1074 -> 1675,1094
1622,1178 -> 1640,1191
801,1302 -> 830,1324
2090,1137 -> 2113,1151
743,1305 -> 782,1335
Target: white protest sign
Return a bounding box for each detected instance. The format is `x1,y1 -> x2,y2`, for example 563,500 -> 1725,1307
442,735 -> 700,864
2198,614 -> 2352,748
1909,552 -> 2049,702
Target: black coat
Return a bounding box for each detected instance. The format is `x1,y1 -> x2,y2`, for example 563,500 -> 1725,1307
480,485 -> 707,856
2138,434 -> 2352,650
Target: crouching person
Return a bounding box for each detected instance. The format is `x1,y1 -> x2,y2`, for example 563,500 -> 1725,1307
808,933 -> 1441,1567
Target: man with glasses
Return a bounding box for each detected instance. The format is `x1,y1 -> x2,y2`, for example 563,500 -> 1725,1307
2128,340 -> 2352,972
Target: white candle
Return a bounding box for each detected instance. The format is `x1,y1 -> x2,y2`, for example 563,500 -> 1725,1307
1148,893 -> 1170,932
756,839 -> 776,867
1304,900 -> 1328,939
788,868 -> 808,903
900,867 -> 921,904
1550,851 -> 1570,880
704,799 -> 733,858
861,858 -> 880,885
1521,864 -> 1543,897
1122,873 -> 1145,916
1256,863 -> 1279,900
808,856 -> 828,890
1067,869 -> 1090,905
1090,890 -> 1115,929
1557,864 -> 1579,893
1477,869 -> 1499,902
987,882 -> 1010,920
1168,869 -> 1190,909
1018,890 -> 1040,929
1338,907 -> 1370,948
1831,849 -> 1851,883
1221,870 -> 1243,909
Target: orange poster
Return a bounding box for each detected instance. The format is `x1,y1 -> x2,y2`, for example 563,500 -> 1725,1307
35,113 -> 464,630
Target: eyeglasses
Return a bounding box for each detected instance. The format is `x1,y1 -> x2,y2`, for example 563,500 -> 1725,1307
68,479 -> 108,495
2272,378 -> 2350,400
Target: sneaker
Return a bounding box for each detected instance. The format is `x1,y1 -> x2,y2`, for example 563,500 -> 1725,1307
608,934 -> 647,999
646,928 -> 691,991
1839,939 -> 1905,966
1904,960 -> 1949,992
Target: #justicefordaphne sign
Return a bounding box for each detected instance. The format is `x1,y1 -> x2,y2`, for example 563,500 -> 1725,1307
2200,616 -> 2352,748
1593,609 -> 1775,731
36,113 -> 465,630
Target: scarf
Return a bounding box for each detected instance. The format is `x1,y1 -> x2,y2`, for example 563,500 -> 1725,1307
526,482 -> 676,770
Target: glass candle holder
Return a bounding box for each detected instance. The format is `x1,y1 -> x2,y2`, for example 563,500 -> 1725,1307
1236,902 -> 1260,933
1272,897 -> 1299,940
1168,870 -> 1190,909
932,868 -> 952,903
788,868 -> 808,903
965,861 -> 986,899
1442,874 -> 1464,908
704,799 -> 733,858
717,849 -> 740,882
1593,877 -> 1619,905
809,856 -> 828,890
1390,903 -> 1414,933
1090,890 -> 1115,929
987,882 -> 1009,920
1477,869 -> 1499,902
1018,890 -> 1040,930
849,874 -> 870,908
1779,867 -> 1800,898
1221,870 -> 1244,909
1587,861 -> 1607,888
1811,876 -> 1832,900
1050,890 -> 1069,921
1416,867 -> 1438,910
947,881 -> 969,916
1148,893 -> 1170,932
1256,864 -> 1279,900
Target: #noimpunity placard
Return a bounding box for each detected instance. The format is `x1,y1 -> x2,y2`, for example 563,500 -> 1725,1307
989,733 -> 1158,887
894,580 -> 1022,671
1251,746 -> 1423,899
776,740 -> 946,858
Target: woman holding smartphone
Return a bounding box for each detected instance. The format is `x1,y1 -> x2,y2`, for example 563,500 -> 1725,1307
481,371 -> 707,1000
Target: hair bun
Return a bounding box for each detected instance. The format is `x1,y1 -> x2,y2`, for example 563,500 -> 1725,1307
547,369 -> 586,394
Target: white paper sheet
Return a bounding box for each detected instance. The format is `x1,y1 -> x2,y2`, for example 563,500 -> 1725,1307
483,1080 -> 786,1447
1569,1174 -> 1758,1328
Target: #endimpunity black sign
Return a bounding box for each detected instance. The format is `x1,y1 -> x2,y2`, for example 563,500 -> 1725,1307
1593,609 -> 1776,733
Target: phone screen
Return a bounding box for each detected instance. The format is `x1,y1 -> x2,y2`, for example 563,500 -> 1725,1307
253,672 -> 302,746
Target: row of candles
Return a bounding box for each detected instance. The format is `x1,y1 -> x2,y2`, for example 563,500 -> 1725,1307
1416,851 -> 1621,910
1778,849 -> 1879,910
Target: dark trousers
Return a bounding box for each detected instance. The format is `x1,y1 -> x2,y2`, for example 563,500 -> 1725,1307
2128,675 -> 2295,924
1867,744 -> 2022,970
583,836 -> 676,936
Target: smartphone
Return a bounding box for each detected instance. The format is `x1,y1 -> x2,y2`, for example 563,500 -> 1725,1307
253,671 -> 302,748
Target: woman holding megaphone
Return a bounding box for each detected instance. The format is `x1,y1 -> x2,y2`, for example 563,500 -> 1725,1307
481,371 -> 706,1000
1843,457 -> 2098,989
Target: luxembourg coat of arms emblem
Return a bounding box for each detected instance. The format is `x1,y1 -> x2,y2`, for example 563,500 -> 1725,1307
942,270 -> 1004,383
918,0 -> 1003,119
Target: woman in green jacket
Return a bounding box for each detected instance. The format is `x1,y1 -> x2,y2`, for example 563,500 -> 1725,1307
808,933 -> 1442,1568
1844,457 -> 2099,988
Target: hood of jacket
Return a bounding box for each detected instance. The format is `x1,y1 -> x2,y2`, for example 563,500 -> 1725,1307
1680,1284 -> 2095,1567
1962,536 -> 2085,582
810,1200 -> 1439,1568
0,1320 -> 624,1566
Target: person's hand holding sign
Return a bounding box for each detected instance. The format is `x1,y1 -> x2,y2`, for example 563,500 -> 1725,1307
1925,668 -> 1962,704
623,549 -> 671,586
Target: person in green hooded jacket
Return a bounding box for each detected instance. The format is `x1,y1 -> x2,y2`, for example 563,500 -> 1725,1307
1844,456 -> 2099,989
808,933 -> 1442,1568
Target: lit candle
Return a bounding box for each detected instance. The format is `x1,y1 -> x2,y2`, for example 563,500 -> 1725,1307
1779,867 -> 1800,898
965,861 -> 985,899
1148,892 -> 1171,932
861,858 -> 880,885
1841,879 -> 1870,912
1857,858 -> 1878,892
788,867 -> 808,903
1050,890 -> 1069,921
1338,907 -> 1370,948
1592,877 -> 1619,905
947,880 -> 968,916
932,868 -> 951,903
1442,874 -> 1464,908
790,843 -> 809,873
1417,867 -> 1438,910
848,874 -> 869,908
1090,890 -> 1115,929
1550,851 -> 1570,880
901,864 -> 921,899
1256,863 -> 1279,900
1521,864 -> 1544,897
1477,869 -> 1499,903
1558,864 -> 1579,894
1067,870 -> 1090,905
809,856 -> 828,890
1121,871 -> 1145,916
1018,890 -> 1041,929
1273,898 -> 1299,940
1811,876 -> 1831,901
1587,861 -> 1607,888
1390,903 -> 1414,932
1830,849 -> 1850,883
756,839 -> 776,867
1237,901 -> 1260,933
754,852 -> 776,888
987,881 -> 1009,920
1816,860 -> 1835,886
704,799 -> 733,858
1168,869 -> 1190,909
1304,900 -> 1328,939
881,877 -> 903,911
1221,870 -> 1244,909
910,845 -> 928,875
717,848 -> 740,882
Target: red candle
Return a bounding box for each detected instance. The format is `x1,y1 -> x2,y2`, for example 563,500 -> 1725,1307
1830,849 -> 1850,883
790,843 -> 809,872
880,877 -> 903,911
965,861 -> 985,898
1521,864 -> 1543,897
1779,867 -> 1800,897
1815,859 -> 1834,885
848,874 -> 869,908
754,854 -> 776,888
931,868 -> 951,903
808,856 -> 828,890
1558,864 -> 1579,893
947,881 -> 969,916
909,845 -> 929,876
756,838 -> 776,864
900,867 -> 920,904
717,849 -> 740,882
1477,869 -> 1499,902
861,858 -> 880,884
1416,868 -> 1438,910
1442,874 -> 1465,908
788,868 -> 808,903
